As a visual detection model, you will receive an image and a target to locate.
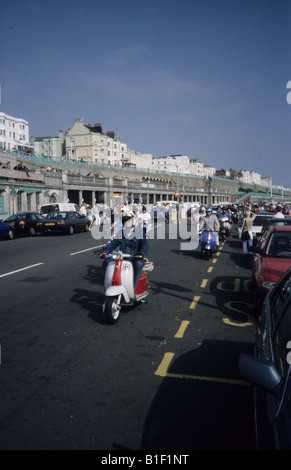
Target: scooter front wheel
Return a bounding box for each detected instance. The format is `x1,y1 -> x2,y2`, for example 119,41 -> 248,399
104,296 -> 120,324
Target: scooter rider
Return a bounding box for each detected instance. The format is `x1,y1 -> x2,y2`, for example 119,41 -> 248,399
100,212 -> 149,289
200,207 -> 220,247
200,207 -> 220,232
220,206 -> 232,221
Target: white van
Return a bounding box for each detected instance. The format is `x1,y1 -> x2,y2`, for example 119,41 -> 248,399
40,203 -> 79,216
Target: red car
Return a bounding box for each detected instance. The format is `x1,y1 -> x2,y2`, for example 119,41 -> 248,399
250,225 -> 291,314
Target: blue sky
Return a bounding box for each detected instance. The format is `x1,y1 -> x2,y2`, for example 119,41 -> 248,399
1,0 -> 291,187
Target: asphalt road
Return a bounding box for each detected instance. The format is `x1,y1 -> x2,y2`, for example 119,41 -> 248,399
0,222 -> 256,450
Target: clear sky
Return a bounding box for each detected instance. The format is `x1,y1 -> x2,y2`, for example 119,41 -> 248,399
1,0 -> 291,187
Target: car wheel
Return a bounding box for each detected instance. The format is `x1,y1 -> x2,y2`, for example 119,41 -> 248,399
29,227 -> 36,236
7,229 -> 14,240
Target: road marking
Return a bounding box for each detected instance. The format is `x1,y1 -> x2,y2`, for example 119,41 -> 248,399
207,266 -> 213,273
190,295 -> 200,309
212,258 -> 217,264
154,352 -> 175,376
222,301 -> 254,327
0,263 -> 44,278
174,321 -> 190,338
200,279 -> 208,288
155,353 -> 249,385
70,244 -> 105,256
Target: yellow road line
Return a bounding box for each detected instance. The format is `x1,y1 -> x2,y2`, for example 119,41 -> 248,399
200,279 -> 208,288
212,258 -> 217,264
207,266 -> 213,273
190,295 -> 200,309
154,352 -> 175,376
154,353 -> 249,385
174,320 -> 190,338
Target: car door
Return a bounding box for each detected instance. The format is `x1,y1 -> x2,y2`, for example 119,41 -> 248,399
269,274 -> 291,448
71,212 -> 83,232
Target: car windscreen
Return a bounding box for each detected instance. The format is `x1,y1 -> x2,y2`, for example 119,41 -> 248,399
265,232 -> 291,258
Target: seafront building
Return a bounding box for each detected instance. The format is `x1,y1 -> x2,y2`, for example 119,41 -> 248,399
64,118 -> 152,170
30,131 -> 65,160
0,111 -> 290,218
0,112 -> 32,153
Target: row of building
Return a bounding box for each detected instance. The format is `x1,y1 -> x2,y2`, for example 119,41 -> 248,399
0,111 -> 284,190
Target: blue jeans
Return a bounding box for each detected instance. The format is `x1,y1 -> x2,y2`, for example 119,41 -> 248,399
103,259 -> 144,289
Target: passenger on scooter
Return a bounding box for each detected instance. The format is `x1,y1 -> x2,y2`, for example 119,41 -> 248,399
100,212 -> 149,289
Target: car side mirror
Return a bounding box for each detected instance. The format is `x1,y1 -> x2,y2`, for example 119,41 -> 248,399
239,354 -> 283,400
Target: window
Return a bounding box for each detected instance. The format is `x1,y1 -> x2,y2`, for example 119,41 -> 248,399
27,193 -> 32,211
36,192 -> 40,208
17,192 -> 22,211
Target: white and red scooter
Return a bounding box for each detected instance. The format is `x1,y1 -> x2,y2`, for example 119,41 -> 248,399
101,250 -> 154,324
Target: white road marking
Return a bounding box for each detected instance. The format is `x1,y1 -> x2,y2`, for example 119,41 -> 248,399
70,244 -> 105,256
0,263 -> 44,278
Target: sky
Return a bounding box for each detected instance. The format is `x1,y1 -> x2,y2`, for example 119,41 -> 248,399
1,0 -> 291,187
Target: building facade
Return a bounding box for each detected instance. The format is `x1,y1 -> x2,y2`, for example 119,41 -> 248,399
0,111 -> 31,153
64,118 -> 152,168
31,131 -> 65,159
152,155 -> 191,174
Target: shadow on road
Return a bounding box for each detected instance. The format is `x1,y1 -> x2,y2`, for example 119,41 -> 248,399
140,339 -> 256,450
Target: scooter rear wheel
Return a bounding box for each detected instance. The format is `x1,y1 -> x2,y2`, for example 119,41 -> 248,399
104,296 -> 120,324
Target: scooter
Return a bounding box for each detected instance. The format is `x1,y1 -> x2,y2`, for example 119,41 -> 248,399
102,250 -> 154,324
218,215 -> 232,241
200,230 -> 218,259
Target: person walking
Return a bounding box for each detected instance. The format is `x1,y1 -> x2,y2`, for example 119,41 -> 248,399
241,210 -> 256,254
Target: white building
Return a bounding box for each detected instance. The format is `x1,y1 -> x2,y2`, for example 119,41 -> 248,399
189,158 -> 216,178
238,169 -> 261,185
152,155 -> 191,174
0,111 -> 32,153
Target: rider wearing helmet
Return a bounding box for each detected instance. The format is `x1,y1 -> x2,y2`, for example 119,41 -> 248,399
199,207 -> 220,232
100,211 -> 149,289
221,206 -> 232,221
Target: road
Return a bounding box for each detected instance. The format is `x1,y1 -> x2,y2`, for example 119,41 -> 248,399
0,223 -> 256,450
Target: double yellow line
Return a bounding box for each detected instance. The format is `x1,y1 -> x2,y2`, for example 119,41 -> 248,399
153,241 -> 248,385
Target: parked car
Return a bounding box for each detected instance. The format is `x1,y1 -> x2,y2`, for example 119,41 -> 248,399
0,219 -> 15,239
239,266 -> 291,449
4,212 -> 47,236
255,217 -> 291,245
250,226 -> 291,311
43,211 -> 89,235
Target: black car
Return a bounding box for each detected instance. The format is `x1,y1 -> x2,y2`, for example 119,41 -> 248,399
239,266 -> 291,449
4,212 -> 47,236
43,211 -> 89,235
255,217 -> 291,245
